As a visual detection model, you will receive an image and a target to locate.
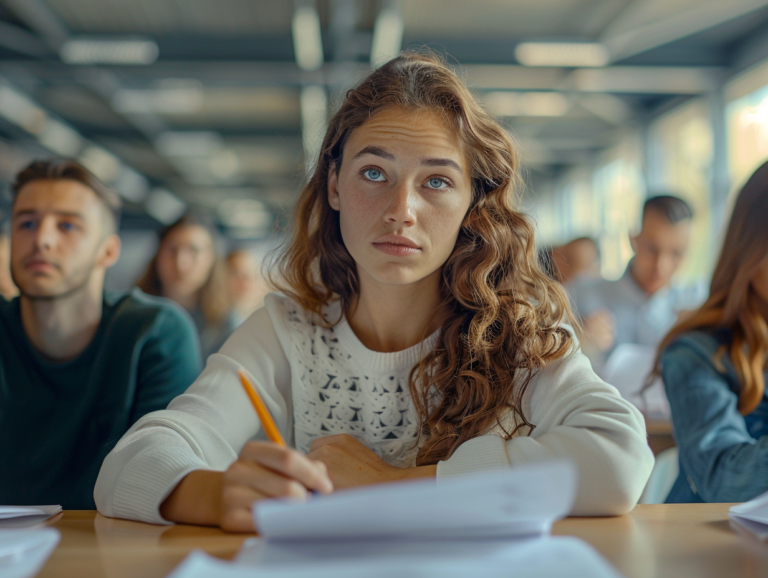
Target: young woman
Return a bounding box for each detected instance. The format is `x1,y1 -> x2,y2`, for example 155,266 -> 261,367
137,213 -> 235,359
654,160 -> 768,503
96,54 -> 653,532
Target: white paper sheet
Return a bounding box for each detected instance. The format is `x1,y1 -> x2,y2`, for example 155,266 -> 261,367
0,506 -> 62,520
0,528 -> 60,578
0,506 -> 62,529
253,460 -> 576,541
601,343 -> 669,418
167,536 -> 623,578
729,490 -> 768,538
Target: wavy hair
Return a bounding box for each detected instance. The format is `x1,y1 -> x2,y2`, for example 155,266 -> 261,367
270,53 -> 576,465
651,160 -> 768,414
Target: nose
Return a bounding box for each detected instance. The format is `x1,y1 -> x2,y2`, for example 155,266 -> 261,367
34,216 -> 58,252
384,180 -> 416,227
175,249 -> 194,274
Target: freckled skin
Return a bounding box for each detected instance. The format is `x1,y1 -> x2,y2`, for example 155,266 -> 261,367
327,107 -> 473,291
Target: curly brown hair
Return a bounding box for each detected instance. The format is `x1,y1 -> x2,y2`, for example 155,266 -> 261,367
270,53 -> 576,465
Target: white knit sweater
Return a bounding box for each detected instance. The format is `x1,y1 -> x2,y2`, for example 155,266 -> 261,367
94,293 -> 654,524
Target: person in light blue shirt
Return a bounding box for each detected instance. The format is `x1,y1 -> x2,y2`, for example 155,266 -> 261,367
654,161 -> 768,503
569,195 -> 705,366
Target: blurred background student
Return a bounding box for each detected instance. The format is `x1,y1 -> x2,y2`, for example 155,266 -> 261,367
569,195 -> 704,368
656,160 -> 768,504
226,248 -> 269,326
0,220 -> 17,301
541,236 -> 601,286
137,213 -> 236,359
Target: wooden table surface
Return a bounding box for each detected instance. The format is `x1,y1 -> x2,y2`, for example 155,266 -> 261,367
35,505 -> 768,578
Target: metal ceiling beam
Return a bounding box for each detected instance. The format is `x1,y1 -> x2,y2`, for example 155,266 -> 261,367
601,0 -> 768,63
0,60 -> 723,95
2,0 -> 68,50
0,21 -> 50,57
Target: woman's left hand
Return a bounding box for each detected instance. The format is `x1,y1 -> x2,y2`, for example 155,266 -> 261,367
307,434 -> 436,490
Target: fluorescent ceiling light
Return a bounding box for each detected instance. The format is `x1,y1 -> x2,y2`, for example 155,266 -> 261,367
145,189 -> 187,225
112,79 -> 204,115
113,167 -> 149,203
515,42 -> 609,68
0,84 -> 47,134
484,91 -> 570,117
60,39 -> 158,65
38,119 -> 82,156
370,6 -> 403,67
293,6 -> 324,71
79,146 -> 121,182
155,131 -> 223,157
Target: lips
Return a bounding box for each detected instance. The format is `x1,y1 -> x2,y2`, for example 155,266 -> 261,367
372,234 -> 421,256
24,257 -> 60,272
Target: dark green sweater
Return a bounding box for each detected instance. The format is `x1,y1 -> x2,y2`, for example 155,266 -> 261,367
0,289 -> 202,509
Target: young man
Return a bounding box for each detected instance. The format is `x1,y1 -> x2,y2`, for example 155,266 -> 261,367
569,195 -> 704,364
0,159 -> 202,509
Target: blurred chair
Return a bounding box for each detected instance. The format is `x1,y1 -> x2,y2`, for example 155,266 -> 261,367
601,343 -> 670,419
639,447 -> 679,504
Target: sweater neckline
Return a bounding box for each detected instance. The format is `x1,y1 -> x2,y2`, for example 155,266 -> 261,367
330,307 -> 440,376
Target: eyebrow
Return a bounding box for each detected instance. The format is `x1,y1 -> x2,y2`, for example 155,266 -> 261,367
352,145 -> 464,174
13,210 -> 85,221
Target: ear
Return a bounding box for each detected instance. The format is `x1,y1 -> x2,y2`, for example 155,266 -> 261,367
327,167 -> 341,212
97,234 -> 121,270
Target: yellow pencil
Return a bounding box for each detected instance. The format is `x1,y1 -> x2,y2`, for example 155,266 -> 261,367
237,369 -> 286,447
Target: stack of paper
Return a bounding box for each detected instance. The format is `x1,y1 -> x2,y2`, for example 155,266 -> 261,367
0,528 -> 60,578
729,491 -> 768,539
0,506 -> 62,529
166,461 -> 625,578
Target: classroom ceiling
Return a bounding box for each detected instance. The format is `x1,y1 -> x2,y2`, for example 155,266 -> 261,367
1,0 -> 768,233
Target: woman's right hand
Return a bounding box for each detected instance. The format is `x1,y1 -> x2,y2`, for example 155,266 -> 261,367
159,442 -> 333,532
218,441 -> 333,532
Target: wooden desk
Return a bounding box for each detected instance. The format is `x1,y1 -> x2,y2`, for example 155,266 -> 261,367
37,505 -> 768,578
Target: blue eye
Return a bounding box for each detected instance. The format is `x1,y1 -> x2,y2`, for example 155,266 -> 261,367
363,168 -> 385,182
18,221 -> 35,231
426,177 -> 448,190
60,222 -> 74,231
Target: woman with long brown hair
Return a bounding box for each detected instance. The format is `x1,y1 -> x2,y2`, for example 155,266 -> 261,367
137,213 -> 234,359
95,53 -> 653,531
653,160 -> 768,503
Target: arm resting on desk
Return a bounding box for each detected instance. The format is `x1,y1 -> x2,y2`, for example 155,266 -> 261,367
438,347 -> 655,516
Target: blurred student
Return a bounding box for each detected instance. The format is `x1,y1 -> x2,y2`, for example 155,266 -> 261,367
546,237 -> 601,285
569,195 -> 701,363
226,248 -> 268,326
655,161 -> 768,503
0,221 -> 18,300
137,214 -> 236,359
96,53 -> 652,532
0,159 -> 201,509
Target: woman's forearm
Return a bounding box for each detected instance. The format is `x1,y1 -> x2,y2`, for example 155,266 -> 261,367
159,470 -> 224,526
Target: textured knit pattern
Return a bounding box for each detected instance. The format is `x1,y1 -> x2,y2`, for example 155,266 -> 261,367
95,293 -> 655,525
284,300 -> 437,467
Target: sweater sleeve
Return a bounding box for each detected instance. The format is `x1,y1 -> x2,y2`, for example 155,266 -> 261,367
436,345 -> 654,516
94,293 -> 293,525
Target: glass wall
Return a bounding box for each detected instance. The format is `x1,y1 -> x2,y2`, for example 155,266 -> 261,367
726,75 -> 768,189
649,99 -> 713,283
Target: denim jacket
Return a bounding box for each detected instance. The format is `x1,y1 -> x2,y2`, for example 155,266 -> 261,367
662,328 -> 768,503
